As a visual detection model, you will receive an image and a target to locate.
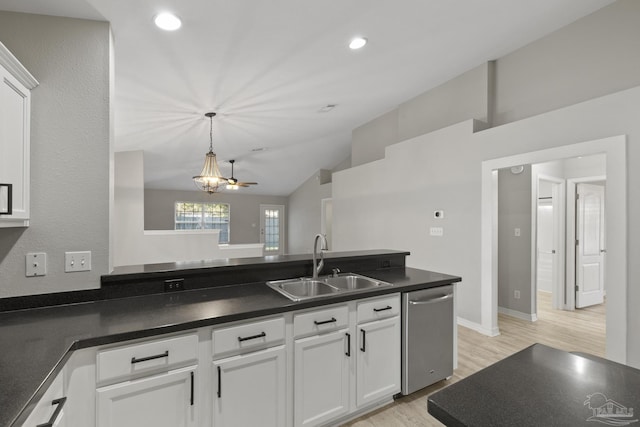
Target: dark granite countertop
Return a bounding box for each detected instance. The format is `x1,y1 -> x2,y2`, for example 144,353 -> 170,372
428,343 -> 640,427
1,265 -> 459,427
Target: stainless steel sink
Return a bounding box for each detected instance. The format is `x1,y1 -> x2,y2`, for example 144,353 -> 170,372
266,273 -> 392,301
324,273 -> 391,291
267,278 -> 339,301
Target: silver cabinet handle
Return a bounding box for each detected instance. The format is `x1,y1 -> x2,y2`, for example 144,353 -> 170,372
408,294 -> 453,305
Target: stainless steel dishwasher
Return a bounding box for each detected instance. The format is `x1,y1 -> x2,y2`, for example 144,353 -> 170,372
401,284 -> 454,395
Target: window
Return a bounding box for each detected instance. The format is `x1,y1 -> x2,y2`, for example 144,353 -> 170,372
175,202 -> 230,243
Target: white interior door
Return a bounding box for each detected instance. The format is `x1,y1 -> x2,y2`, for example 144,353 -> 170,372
575,183 -> 605,308
260,205 -> 284,255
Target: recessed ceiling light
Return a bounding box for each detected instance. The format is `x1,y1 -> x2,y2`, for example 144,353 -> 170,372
154,12 -> 182,31
349,37 -> 367,50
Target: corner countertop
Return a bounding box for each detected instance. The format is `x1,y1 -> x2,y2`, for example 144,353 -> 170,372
428,343 -> 640,427
0,265 -> 459,427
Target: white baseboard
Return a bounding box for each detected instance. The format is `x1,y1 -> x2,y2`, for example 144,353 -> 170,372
457,317 -> 500,337
498,306 -> 537,322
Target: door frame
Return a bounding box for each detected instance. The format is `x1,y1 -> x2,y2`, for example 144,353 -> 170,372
481,135 -> 626,363
566,176 -> 606,310
532,174 -> 565,313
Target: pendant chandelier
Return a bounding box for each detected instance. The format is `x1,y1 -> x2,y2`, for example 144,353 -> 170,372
193,112 -> 228,194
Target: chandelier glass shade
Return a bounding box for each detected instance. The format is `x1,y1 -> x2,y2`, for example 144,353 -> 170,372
193,112 -> 229,194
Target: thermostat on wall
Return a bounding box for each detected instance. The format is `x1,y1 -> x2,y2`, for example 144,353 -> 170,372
434,210 -> 444,219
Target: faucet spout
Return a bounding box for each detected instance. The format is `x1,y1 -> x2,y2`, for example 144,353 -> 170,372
312,234 -> 328,279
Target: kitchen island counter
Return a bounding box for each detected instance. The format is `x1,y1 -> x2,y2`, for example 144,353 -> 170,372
428,343 -> 640,427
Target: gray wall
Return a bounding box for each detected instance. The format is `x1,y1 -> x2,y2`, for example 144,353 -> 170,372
351,63 -> 492,167
350,1 -> 640,166
287,170 -> 332,254
144,189 -> 287,246
498,166 -> 533,314
493,0 -> 640,126
0,12 -> 111,298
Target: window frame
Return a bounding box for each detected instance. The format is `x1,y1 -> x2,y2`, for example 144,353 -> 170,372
174,201 -> 231,244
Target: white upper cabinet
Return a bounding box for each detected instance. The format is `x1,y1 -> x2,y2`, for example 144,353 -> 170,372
0,41 -> 38,227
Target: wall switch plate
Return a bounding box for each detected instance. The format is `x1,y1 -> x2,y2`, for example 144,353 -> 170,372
514,228 -> 521,237
433,210 -> 445,219
26,253 -> 47,277
65,251 -> 91,272
430,226 -> 444,237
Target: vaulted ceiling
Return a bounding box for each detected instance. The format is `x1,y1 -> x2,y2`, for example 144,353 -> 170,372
0,0 -> 614,195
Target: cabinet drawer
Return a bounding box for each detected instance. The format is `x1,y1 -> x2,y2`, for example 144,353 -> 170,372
294,304 -> 349,338
97,334 -> 198,384
213,316 -> 284,358
357,294 -> 400,324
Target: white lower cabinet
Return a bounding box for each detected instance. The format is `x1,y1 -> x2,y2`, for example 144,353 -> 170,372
96,365 -> 197,427
356,316 -> 401,407
95,333 -> 199,427
212,345 -> 286,427
19,293 -> 407,427
292,295 -> 400,427
294,329 -> 350,426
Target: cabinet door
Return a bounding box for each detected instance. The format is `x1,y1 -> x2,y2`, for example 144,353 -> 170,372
213,345 -> 286,427
356,316 -> 400,408
294,329 -> 350,427
0,63 -> 31,226
96,365 -> 197,427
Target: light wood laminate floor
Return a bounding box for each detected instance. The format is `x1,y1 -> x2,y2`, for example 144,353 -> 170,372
341,292 -> 606,427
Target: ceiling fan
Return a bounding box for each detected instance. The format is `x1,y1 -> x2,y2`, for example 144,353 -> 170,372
226,159 -> 258,190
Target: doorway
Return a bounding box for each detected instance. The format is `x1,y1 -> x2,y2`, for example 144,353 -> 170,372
260,204 -> 285,255
535,175 -> 565,314
481,135 -> 626,363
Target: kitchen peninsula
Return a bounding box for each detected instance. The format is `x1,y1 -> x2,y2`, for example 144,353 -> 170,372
0,250 -> 460,427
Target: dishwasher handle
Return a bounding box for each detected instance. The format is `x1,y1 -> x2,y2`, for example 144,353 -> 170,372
408,293 -> 453,305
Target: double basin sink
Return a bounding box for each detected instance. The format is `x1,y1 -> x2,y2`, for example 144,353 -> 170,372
266,273 -> 393,302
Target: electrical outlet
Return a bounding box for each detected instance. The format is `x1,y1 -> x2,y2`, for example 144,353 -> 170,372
65,251 -> 91,272
26,253 -> 47,277
164,278 -> 185,292
514,290 -> 521,299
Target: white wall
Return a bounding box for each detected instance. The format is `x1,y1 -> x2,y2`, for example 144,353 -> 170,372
0,12 -> 111,297
351,63 -> 492,167
287,170 -> 332,254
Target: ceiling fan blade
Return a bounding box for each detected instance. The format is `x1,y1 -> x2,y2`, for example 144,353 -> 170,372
237,182 -> 258,186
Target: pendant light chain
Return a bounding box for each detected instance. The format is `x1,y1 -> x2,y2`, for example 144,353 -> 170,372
209,115 -> 214,152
